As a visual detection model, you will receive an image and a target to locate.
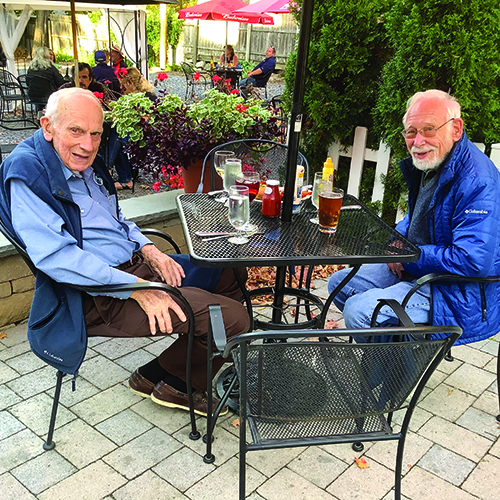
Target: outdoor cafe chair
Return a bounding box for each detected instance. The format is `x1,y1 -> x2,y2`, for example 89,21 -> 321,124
371,273 -> 500,422
0,68 -> 36,123
203,305 -> 461,500
180,61 -> 210,101
0,216 -> 205,450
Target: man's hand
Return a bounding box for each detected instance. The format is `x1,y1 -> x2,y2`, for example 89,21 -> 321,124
387,240 -> 405,279
141,244 -> 185,287
131,278 -> 186,335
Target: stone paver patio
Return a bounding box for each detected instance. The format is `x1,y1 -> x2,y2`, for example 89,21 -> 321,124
1,277 -> 499,500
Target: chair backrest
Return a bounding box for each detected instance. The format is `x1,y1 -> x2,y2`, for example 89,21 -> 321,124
181,62 -> 196,81
198,139 -> 309,193
226,326 -> 461,446
0,215 -> 38,275
255,67 -> 274,88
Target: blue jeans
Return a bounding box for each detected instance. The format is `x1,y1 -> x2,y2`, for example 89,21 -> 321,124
327,264 -> 431,329
239,76 -> 257,87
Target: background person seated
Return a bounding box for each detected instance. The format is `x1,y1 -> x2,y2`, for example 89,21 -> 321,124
118,67 -> 157,102
27,46 -> 65,112
239,46 -> 276,88
218,45 -> 240,68
92,50 -> 121,94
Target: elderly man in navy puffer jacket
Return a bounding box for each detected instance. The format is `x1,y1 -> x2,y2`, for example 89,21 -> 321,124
328,89 -> 500,345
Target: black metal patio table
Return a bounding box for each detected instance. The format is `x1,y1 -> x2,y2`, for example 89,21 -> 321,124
176,192 -> 420,331
210,67 -> 243,88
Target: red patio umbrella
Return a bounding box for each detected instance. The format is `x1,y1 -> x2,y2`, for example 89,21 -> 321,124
178,0 -> 274,50
233,0 -> 298,15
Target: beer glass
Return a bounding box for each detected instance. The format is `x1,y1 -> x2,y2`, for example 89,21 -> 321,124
318,187 -> 344,233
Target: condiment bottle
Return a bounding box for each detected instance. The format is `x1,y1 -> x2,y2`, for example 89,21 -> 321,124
323,157 -> 334,181
293,165 -> 305,213
210,55 -> 215,69
262,180 -> 281,217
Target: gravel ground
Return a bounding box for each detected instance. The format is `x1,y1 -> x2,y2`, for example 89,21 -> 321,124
1,71 -> 285,201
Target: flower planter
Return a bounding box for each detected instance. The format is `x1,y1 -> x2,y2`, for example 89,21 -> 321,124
181,158 -> 223,194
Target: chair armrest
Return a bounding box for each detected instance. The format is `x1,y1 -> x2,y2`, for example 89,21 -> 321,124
141,228 -> 181,254
370,298 -> 416,328
208,304 -> 227,353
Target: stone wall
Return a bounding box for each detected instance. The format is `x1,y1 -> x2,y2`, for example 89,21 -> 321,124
0,190 -> 186,330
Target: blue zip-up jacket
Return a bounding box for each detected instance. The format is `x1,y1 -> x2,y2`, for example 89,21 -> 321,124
0,129 -> 117,376
397,131 -> 500,344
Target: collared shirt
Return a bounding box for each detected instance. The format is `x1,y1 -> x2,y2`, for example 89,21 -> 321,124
10,155 -> 151,298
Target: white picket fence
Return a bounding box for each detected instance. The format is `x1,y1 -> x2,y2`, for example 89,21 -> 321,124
327,126 -> 500,222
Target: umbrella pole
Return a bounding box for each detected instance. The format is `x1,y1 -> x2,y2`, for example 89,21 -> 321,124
70,0 -> 79,87
281,0 -> 314,222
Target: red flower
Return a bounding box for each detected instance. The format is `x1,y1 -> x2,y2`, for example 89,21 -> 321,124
153,181 -> 162,192
212,74 -> 221,83
225,78 -> 231,84
157,72 -> 168,81
93,92 -> 104,101
230,89 -> 240,94
104,80 -> 111,84
236,104 -> 247,113
193,72 -> 200,81
115,67 -> 128,77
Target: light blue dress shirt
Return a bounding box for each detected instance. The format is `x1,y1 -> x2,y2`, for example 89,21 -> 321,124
10,158 -> 152,298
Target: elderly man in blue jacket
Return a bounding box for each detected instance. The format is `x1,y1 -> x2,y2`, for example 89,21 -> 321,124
328,89 -> 500,345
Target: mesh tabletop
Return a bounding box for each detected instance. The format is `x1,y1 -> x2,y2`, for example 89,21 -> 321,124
177,193 -> 420,267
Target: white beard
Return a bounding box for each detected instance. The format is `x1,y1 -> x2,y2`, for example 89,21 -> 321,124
411,146 -> 444,171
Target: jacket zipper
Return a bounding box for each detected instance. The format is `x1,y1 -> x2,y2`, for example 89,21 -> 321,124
480,283 -> 487,321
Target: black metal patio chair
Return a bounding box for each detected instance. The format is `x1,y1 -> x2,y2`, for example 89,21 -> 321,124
371,273 -> 500,422
0,68 -> 36,124
0,217 -> 204,451
180,61 -> 210,101
205,304 -> 461,500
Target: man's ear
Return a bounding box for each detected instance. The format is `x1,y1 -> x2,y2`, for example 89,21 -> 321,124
40,116 -> 53,142
452,117 -> 464,141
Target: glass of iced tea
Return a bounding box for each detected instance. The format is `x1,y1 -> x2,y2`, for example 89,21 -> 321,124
318,187 -> 344,234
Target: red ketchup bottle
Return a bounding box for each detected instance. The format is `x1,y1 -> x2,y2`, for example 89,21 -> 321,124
261,180 -> 281,217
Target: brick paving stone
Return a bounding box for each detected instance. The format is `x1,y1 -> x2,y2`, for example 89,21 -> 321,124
287,446 -> 348,489
0,384 -> 22,410
103,427 -> 182,479
96,409 -> 153,445
381,492 -> 410,500
0,360 -> 19,384
487,379 -> 498,394
173,424 -> 240,466
258,467 -> 337,500
452,344 -> 494,368
0,324 -> 28,347
185,456 -> 266,500
0,472 -> 37,500
418,444 -> 475,486
71,383 -> 141,426
83,347 -> 97,362
0,410 -> 24,439
391,406 -> 433,432
131,398 -> 193,435
326,458 -> 394,500
473,390 -> 500,417
113,470 -> 188,500
436,357 -> 461,375
0,341 -> 30,361
246,447 -> 306,478
418,383 -> 473,421
401,467 -> 478,500
478,339 -> 499,356
143,335 -> 177,356
78,356 -> 130,390
0,428 -> 44,474
114,349 -> 155,372
153,446 -> 215,492
87,336 -> 108,348
444,363 -> 496,397
247,493 -> 266,500
425,369 -> 448,389
419,416 -> 491,462
9,393 -> 76,434
366,432 -> 433,476
4,350 -> 46,375
52,419 -> 116,469
489,438 -> 500,459
37,460 -> 127,500
55,378 -> 100,407
463,455 -> 500,500
93,337 -> 153,360
11,450 -> 77,494
456,407 -> 500,441
6,365 -> 56,399
482,357 -> 497,374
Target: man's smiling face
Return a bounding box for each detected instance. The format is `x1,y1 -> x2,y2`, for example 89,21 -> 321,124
41,93 -> 103,173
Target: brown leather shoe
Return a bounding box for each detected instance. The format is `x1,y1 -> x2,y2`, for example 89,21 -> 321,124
151,381 -> 228,417
128,369 -> 155,398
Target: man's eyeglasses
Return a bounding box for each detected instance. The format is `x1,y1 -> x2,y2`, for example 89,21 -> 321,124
401,118 -> 455,140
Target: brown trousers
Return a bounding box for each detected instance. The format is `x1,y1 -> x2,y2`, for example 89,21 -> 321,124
83,255 -> 249,391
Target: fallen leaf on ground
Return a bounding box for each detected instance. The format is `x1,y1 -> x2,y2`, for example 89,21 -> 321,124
354,457 -> 370,469
447,389 -> 454,396
324,319 -> 338,329
0,332 -> 7,339
231,418 -> 240,428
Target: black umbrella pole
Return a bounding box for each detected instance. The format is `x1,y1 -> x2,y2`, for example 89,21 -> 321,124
282,0 -> 314,222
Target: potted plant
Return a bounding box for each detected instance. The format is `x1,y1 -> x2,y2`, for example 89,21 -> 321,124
110,88 -> 280,193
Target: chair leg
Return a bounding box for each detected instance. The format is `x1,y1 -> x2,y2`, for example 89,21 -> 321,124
394,435 -> 407,500
43,370 -> 64,450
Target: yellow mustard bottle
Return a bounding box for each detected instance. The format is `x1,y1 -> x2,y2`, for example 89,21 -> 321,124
322,157 -> 334,181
